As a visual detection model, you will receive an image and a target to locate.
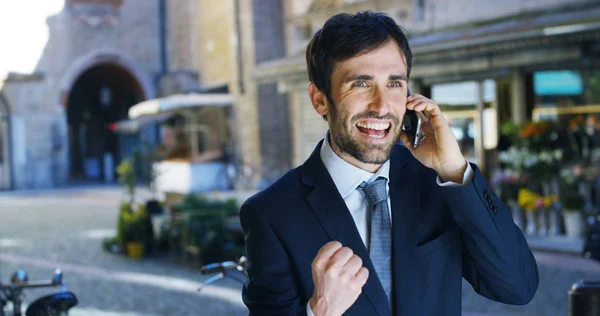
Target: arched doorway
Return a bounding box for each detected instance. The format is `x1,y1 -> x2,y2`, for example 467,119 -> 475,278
66,63 -> 145,181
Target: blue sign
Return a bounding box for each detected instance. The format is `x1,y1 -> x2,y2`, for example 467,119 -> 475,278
534,70 -> 583,96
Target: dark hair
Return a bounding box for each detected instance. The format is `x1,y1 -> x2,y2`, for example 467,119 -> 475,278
306,11 -> 412,106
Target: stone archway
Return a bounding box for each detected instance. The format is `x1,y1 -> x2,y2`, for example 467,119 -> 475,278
59,49 -> 156,107
60,50 -> 155,181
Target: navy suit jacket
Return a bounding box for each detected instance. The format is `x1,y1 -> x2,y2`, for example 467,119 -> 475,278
240,141 -> 539,316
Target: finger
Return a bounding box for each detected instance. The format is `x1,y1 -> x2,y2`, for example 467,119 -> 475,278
410,99 -> 433,113
354,267 -> 369,286
416,101 -> 443,118
418,116 -> 435,136
342,255 -> 363,275
314,241 -> 342,266
329,247 -> 354,269
407,93 -> 425,100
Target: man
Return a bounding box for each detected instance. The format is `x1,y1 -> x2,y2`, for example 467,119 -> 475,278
240,11 -> 538,316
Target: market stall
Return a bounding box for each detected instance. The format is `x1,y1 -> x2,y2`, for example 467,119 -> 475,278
127,93 -> 235,195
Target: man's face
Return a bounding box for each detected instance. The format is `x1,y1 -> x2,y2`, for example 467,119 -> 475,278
326,40 -> 408,165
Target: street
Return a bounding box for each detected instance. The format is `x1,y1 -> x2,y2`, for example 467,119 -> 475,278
0,186 -> 245,316
1,186 -> 599,315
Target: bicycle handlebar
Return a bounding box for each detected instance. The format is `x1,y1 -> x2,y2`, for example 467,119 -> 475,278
0,279 -> 62,291
201,261 -> 242,275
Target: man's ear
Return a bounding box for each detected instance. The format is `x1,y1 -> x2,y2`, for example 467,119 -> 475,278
308,82 -> 328,117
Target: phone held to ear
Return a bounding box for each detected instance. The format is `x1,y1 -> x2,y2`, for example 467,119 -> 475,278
402,88 -> 423,149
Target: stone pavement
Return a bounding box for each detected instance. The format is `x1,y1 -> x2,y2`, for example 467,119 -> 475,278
1,185 -> 599,315
0,186 -> 246,316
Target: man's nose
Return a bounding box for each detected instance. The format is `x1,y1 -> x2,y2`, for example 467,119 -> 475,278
369,87 -> 392,116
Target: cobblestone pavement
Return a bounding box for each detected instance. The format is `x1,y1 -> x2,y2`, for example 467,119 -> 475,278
1,186 -> 599,315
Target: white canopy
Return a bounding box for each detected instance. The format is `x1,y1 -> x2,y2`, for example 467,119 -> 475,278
112,112 -> 174,134
128,93 -> 234,119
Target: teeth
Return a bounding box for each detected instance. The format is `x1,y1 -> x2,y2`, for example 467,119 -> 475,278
356,122 -> 390,130
359,131 -> 385,139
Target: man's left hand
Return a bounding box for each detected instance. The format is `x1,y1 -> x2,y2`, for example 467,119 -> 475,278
399,93 -> 467,183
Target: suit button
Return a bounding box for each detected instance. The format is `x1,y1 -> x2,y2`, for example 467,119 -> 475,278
484,191 -> 490,199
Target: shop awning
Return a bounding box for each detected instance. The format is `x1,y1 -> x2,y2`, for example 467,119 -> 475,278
111,112 -> 174,135
128,93 -> 234,119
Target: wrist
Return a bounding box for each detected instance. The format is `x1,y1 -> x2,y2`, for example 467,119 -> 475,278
309,297 -> 337,316
438,160 -> 467,183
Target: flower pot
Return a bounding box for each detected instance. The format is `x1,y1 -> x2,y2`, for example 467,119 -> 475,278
126,242 -> 145,259
564,211 -> 586,238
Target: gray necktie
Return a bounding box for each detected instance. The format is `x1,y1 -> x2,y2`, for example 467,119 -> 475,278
359,177 -> 392,306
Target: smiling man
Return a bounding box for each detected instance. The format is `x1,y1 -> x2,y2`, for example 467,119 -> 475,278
240,11 -> 538,316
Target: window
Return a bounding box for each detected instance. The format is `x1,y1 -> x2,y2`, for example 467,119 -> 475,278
431,80 -> 496,111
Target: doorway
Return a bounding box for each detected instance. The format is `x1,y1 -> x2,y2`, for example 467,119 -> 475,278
66,63 -> 145,181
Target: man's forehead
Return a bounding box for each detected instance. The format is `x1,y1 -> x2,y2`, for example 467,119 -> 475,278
334,49 -> 408,77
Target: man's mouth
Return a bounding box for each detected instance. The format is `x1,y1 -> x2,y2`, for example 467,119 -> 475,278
355,121 -> 391,139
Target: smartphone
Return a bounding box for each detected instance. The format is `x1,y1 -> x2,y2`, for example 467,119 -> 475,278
402,88 -> 423,149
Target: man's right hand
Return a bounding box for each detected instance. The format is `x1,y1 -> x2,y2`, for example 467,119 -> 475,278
309,241 -> 369,316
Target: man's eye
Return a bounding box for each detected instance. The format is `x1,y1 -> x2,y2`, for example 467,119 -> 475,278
388,81 -> 402,88
352,81 -> 368,87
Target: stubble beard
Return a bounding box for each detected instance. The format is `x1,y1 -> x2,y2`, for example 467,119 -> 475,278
328,103 -> 400,165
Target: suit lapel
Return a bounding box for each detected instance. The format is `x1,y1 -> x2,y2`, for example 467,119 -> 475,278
389,145 -> 418,311
302,140 -> 390,316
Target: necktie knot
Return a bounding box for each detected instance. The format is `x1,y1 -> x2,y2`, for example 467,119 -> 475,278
359,177 -> 388,206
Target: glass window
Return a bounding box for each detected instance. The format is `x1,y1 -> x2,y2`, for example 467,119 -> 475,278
431,80 -> 496,111
447,116 -> 476,164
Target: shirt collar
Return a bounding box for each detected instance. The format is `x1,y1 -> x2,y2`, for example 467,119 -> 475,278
320,131 -> 390,199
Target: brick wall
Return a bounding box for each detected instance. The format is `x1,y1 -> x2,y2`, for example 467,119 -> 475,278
168,0 -> 200,72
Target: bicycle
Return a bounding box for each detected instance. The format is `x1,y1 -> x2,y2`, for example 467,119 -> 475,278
197,256 -> 248,292
0,269 -> 77,316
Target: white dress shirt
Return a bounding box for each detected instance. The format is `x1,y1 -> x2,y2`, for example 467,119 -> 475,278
307,133 -> 474,316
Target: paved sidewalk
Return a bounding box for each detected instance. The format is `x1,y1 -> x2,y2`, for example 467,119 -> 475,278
527,235 -> 585,255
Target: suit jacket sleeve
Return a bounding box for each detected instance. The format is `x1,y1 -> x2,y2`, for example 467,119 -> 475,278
442,163 -> 539,305
240,201 -> 308,316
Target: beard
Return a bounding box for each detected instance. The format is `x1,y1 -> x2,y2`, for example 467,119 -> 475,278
328,103 -> 401,165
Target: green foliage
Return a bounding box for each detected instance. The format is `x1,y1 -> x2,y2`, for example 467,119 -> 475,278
173,194 -> 243,262
175,194 -> 239,217
102,236 -> 120,253
116,202 -> 133,245
117,158 -> 137,205
499,120 -> 522,146
117,202 -> 150,244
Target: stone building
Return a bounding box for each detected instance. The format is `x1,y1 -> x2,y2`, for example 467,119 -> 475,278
0,0 -> 206,190
252,0 -> 600,181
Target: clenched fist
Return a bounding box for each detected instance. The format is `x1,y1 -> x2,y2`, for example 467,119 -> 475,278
309,241 -> 369,316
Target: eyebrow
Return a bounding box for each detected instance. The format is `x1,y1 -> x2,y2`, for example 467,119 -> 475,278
345,74 -> 408,83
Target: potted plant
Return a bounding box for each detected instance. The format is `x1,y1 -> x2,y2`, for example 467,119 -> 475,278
120,205 -> 147,259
